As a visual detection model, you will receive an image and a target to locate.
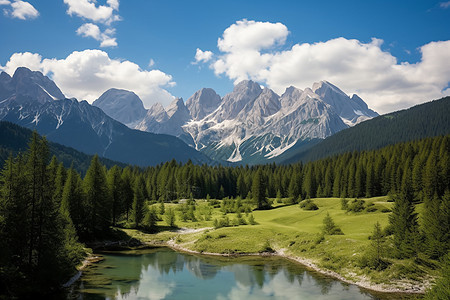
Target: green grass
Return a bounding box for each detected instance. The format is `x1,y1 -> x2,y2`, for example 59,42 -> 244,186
120,196 -> 436,291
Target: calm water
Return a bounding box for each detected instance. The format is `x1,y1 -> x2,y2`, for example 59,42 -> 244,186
70,248 -> 416,300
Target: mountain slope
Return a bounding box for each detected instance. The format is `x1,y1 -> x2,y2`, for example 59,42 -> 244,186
278,96 -> 450,164
182,80 -> 377,164
87,78 -> 377,165
0,121 -> 125,174
0,68 -> 211,166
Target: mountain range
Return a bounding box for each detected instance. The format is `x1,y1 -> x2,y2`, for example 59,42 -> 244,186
0,67 -> 210,166
0,67 -> 448,168
94,78 -> 378,164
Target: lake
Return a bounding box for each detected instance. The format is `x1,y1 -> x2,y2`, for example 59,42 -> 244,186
69,247 -> 416,300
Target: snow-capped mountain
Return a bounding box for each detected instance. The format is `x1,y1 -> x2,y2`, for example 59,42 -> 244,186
93,88 -> 147,127
0,67 -> 64,104
0,68 -> 210,166
94,78 -> 378,164
186,88 -> 221,121
181,80 -> 366,163
136,97 -> 191,136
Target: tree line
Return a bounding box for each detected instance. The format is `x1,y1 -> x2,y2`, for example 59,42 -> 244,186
0,132 -> 448,297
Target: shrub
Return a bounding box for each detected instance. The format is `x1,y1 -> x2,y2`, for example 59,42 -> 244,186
300,199 -> 319,210
366,206 -> 378,212
340,198 -> 349,210
347,199 -> 365,212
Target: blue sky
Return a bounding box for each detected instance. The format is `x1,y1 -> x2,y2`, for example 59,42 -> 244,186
0,0 -> 449,113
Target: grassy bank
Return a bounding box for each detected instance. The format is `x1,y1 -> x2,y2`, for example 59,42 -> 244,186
119,197 -> 438,294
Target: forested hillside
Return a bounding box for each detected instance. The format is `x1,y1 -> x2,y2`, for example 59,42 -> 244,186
0,121 -> 125,174
1,132 -> 448,297
279,96 -> 450,163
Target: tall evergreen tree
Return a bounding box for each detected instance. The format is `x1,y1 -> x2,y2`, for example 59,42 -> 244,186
62,167 -> 85,238
422,191 -> 450,258
252,168 -> 269,209
389,169 -> 420,258
83,155 -> 110,237
107,166 -> 123,226
132,175 -> 147,228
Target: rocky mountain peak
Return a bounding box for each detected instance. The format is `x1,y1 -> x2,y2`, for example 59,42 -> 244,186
186,88 -> 221,120
0,67 -> 65,104
93,88 -> 147,127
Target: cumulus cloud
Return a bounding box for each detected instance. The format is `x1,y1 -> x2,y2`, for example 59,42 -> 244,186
201,19 -> 450,113
76,23 -> 117,47
63,0 -> 119,24
440,1 -> 450,8
1,50 -> 176,108
64,0 -> 120,47
194,48 -> 213,64
2,0 -> 39,20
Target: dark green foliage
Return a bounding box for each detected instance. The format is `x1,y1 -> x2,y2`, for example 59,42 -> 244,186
252,168 -> 270,209
322,212 -> 344,235
62,167 -> 85,237
282,96 -> 450,163
132,176 -> 147,228
107,166 -> 123,226
423,254 -> 450,300
0,132 -> 84,297
346,199 -> 366,213
360,222 -> 389,270
164,208 -> 176,227
83,155 -> 110,237
299,198 -> 319,210
422,191 -> 450,258
143,206 -> 158,232
0,121 -> 125,174
389,189 -> 420,258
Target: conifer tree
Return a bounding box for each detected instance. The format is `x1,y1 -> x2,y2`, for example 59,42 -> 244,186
62,167 -> 85,237
253,168 -> 269,209
132,175 -> 147,228
389,168 -> 420,258
83,155 -> 110,236
107,166 -> 123,226
121,167 -> 134,222
422,191 -> 450,258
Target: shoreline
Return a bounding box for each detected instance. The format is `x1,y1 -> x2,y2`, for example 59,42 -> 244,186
71,227 -> 430,295
161,232 -> 428,295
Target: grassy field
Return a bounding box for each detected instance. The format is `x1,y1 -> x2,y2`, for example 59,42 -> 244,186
120,196 -> 435,292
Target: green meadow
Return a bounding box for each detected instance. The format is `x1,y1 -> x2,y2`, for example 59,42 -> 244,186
122,197 -> 436,290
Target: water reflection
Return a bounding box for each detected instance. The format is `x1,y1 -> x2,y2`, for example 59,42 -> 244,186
72,248 -> 411,300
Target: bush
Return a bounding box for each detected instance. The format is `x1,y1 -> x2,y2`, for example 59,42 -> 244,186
300,199 -> 319,210
366,206 -> 378,212
347,199 -> 365,212
213,216 -> 230,229
340,198 -> 349,210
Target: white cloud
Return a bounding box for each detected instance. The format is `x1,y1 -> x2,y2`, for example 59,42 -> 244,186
202,19 -> 450,113
194,48 -> 213,63
76,23 -> 117,48
63,0 -> 119,24
148,59 -> 155,67
440,1 -> 450,8
2,0 -> 39,20
64,0 -> 120,47
1,50 -> 176,108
